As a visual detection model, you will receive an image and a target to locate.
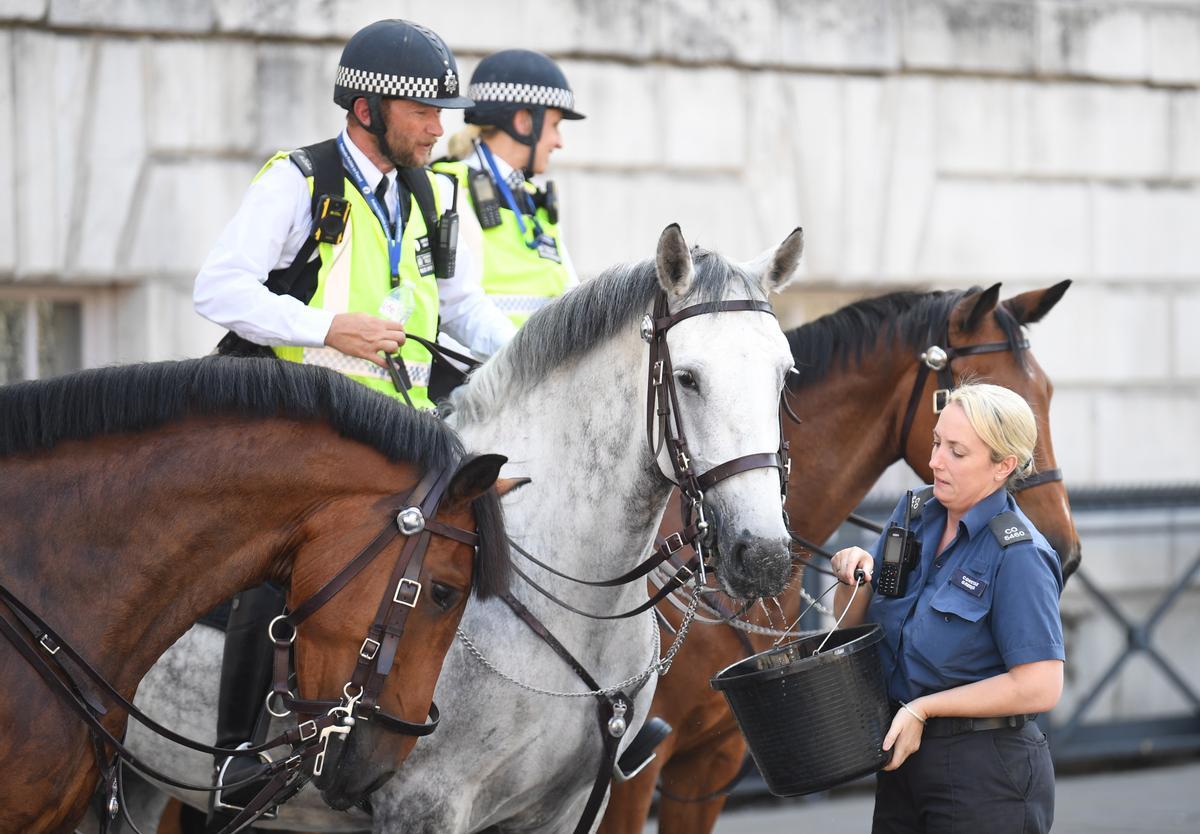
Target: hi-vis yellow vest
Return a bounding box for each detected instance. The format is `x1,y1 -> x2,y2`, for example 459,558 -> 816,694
433,161 -> 570,327
259,153 -> 440,409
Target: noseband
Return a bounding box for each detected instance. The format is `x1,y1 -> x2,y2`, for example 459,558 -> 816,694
644,289 -> 791,579
897,323 -> 1062,492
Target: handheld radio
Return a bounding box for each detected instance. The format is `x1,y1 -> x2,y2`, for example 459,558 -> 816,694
468,168 -> 503,228
434,176 -> 460,280
876,490 -> 922,598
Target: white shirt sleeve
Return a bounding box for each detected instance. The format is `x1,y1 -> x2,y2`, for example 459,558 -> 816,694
433,173 -> 517,358
193,159 -> 335,347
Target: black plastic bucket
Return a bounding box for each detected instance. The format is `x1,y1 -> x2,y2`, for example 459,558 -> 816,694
710,623 -> 891,797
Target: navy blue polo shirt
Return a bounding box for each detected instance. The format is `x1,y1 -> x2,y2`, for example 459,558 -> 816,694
865,486 -> 1065,703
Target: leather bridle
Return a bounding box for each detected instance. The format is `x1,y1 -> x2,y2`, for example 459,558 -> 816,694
0,461 -> 481,833
507,289 -> 792,620
897,322 -> 1063,491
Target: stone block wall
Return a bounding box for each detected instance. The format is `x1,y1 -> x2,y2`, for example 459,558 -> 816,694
2,0 -> 1197,724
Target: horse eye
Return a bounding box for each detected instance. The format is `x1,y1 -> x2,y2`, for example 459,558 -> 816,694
677,370 -> 699,391
429,582 -> 462,612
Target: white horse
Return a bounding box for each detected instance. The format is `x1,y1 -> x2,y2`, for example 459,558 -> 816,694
116,224 -> 802,833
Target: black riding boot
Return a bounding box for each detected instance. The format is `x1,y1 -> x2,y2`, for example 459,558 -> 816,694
208,582 -> 286,832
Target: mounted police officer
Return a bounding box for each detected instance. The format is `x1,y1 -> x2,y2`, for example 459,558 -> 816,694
830,382 -> 1065,834
195,19 -> 516,407
191,19 -> 516,828
434,49 -> 584,327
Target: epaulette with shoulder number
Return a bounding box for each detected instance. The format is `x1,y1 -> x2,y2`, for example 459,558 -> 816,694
988,512 -> 1032,547
910,486 -> 935,515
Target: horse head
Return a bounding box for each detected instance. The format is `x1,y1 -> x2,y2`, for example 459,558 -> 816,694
288,453 -> 518,809
905,280 -> 1081,579
653,224 -> 804,599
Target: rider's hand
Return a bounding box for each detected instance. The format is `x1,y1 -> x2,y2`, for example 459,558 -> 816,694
830,546 -> 873,586
324,313 -> 406,368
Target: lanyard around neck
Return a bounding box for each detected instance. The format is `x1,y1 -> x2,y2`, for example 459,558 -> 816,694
337,135 -> 403,278
477,142 -> 544,250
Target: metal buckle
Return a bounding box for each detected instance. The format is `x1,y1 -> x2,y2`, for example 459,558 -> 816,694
652,360 -> 664,386
933,388 -> 950,413
662,532 -> 685,554
265,689 -> 292,719
673,562 -> 694,584
39,634 -> 60,655
393,578 -> 422,607
268,615 -> 296,646
358,637 -> 381,660
297,719 -> 318,742
396,507 -> 426,536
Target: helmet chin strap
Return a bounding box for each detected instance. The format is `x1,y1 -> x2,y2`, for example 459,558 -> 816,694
362,95 -> 388,137
499,107 -> 544,178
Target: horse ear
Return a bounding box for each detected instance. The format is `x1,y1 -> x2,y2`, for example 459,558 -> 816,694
494,476 -> 531,498
961,283 -> 1002,332
1005,280 -> 1072,325
445,453 -> 508,507
656,223 -> 694,297
742,227 -> 804,293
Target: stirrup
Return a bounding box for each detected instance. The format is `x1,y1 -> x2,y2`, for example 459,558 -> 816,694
211,743 -> 278,820
613,716 -> 673,782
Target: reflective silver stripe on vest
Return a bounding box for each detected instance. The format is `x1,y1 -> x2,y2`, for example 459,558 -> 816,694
302,347 -> 431,387
490,295 -> 553,315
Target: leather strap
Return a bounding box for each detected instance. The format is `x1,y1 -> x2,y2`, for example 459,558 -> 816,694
1013,467 -> 1063,491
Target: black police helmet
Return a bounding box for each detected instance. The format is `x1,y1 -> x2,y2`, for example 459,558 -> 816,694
333,19 -> 473,113
465,49 -> 584,145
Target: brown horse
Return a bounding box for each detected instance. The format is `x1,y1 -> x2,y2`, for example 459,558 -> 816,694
0,357 -> 514,834
600,281 -> 1080,833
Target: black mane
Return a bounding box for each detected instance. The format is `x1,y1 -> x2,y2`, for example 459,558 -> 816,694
786,288 -> 1027,386
0,357 -> 510,597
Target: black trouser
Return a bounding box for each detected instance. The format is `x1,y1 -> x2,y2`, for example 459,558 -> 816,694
872,721 -> 1054,834
215,583 -> 286,750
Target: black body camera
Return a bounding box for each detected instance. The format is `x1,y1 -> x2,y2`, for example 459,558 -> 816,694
876,490 -> 922,598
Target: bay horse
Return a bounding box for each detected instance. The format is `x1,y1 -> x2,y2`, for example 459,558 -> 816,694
117,225 -> 805,832
599,281 -> 1080,833
0,357 -> 513,834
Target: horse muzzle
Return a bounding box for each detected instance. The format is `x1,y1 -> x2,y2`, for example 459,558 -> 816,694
715,533 -> 792,600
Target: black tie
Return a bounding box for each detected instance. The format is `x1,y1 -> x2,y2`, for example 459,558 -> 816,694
375,176 -> 391,223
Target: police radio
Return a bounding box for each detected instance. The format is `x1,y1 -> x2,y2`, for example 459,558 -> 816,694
877,490 -> 921,598
468,168 -> 502,228
434,176 -> 460,280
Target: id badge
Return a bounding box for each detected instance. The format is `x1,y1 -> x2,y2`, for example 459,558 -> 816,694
536,235 -> 562,263
415,236 -> 435,276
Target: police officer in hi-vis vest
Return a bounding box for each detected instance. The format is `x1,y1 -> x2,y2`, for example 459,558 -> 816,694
434,49 -> 584,327
191,19 -> 516,824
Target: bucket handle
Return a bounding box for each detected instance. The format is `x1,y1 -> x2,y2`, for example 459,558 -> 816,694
812,569 -> 866,656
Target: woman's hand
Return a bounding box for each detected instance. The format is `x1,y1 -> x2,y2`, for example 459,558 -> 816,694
881,701 -> 927,771
831,546 -> 873,586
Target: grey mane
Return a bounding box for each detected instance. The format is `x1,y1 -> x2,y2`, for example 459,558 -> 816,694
445,248 -> 763,424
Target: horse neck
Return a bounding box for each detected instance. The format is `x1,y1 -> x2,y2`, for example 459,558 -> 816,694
0,419 -> 388,700
786,342 -> 917,545
454,334 -> 671,615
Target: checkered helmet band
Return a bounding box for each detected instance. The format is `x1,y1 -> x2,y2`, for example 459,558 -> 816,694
467,81 -> 575,111
336,65 -> 443,99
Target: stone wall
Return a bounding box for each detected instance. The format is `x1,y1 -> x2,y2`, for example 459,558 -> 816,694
2,0 -> 1197,748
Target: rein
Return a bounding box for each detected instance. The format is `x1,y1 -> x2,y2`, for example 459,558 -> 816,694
0,462 -> 479,833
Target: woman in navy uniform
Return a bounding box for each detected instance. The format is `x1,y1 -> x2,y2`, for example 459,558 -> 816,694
831,382 -> 1065,834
